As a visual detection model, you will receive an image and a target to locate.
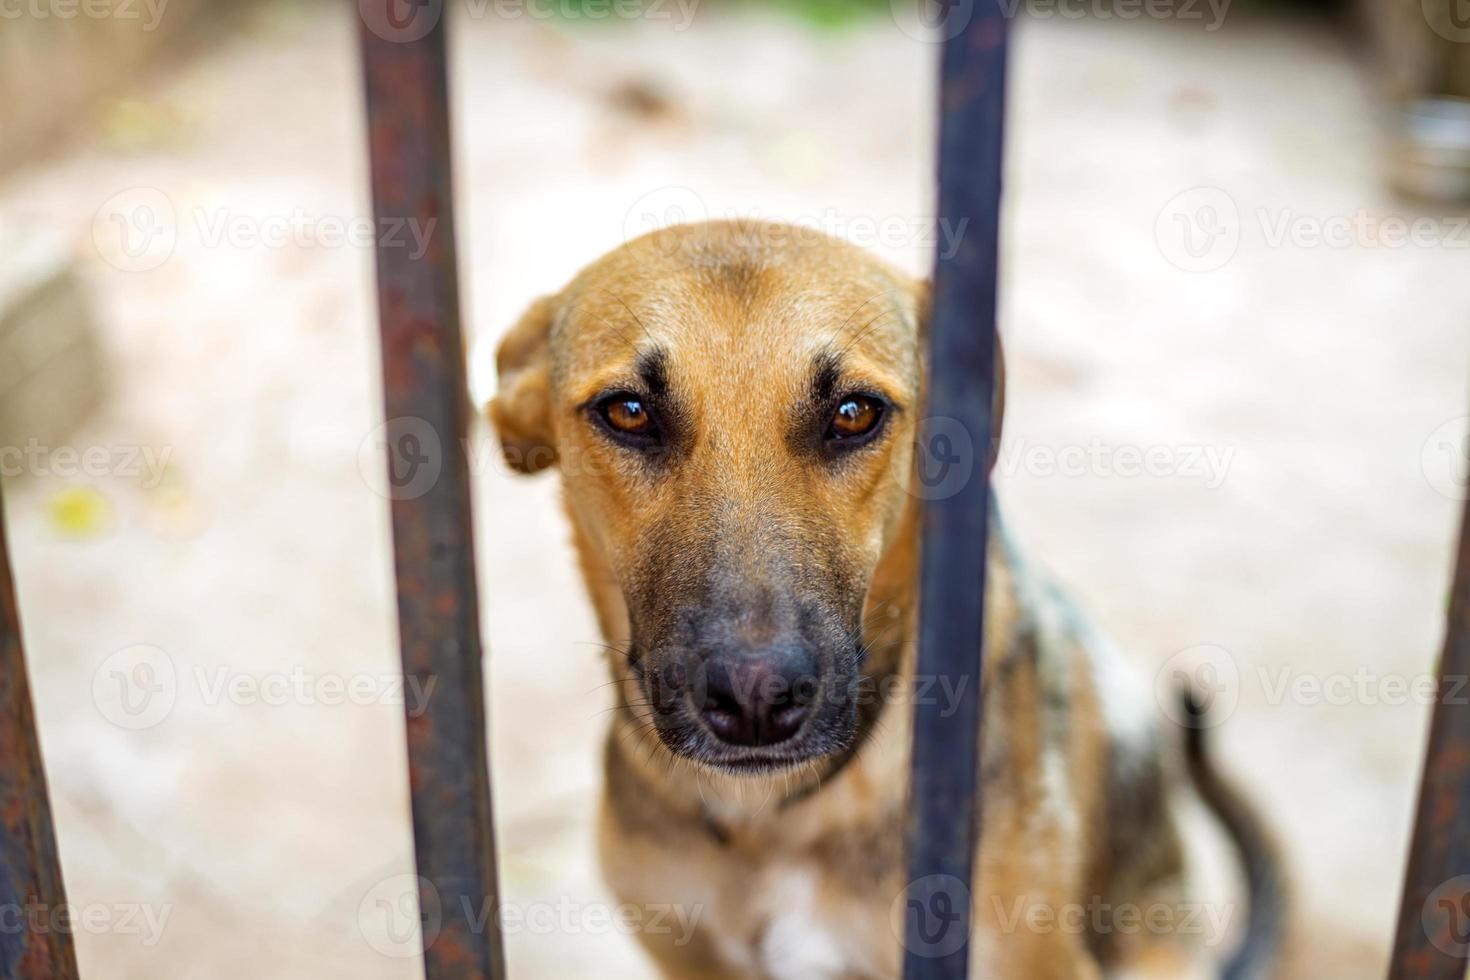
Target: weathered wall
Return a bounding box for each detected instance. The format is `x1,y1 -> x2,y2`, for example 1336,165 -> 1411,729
0,0 -> 219,175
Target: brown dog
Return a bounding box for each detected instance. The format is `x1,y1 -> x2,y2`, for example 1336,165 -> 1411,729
489,221 -> 1283,979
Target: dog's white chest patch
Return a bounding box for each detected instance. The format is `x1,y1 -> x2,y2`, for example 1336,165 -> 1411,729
757,871 -> 846,978
743,867 -> 870,980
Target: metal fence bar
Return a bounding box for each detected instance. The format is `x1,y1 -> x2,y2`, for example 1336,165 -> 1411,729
0,485 -> 79,980
1389,486 -> 1470,979
359,9 -> 508,980
902,5 -> 1010,979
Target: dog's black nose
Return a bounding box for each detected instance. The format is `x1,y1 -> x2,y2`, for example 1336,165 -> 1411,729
699,651 -> 818,747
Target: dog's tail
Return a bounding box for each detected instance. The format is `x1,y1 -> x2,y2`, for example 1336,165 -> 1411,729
1180,689 -> 1288,980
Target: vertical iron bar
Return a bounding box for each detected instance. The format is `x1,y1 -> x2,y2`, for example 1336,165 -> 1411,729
359,8 -> 507,980
1389,486 -> 1470,980
902,4 -> 1009,979
0,486 -> 79,979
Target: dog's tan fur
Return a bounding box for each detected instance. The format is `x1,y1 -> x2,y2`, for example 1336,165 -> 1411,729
490,221 -> 1276,979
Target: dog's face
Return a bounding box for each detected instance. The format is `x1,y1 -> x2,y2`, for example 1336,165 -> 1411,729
491,223 -> 932,774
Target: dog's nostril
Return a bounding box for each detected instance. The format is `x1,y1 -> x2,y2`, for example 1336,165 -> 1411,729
699,654 -> 816,748
701,684 -> 746,742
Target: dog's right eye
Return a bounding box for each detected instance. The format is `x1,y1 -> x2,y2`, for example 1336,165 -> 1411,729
592,393 -> 661,445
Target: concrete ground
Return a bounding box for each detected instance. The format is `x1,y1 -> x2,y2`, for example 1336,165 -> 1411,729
2,1 -> 1468,977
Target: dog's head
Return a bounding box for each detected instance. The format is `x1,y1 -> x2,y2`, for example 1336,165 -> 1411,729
490,221 -> 999,774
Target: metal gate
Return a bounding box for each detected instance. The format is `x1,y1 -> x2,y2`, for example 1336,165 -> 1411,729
1,5 -> 1466,979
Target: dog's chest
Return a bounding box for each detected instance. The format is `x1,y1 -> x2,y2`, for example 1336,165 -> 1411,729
705,862 -> 894,980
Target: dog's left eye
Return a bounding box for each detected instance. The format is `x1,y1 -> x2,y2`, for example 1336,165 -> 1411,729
592,393 -> 661,446
603,397 -> 652,434
826,395 -> 886,442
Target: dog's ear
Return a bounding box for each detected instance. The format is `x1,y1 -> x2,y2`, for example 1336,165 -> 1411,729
913,278 -> 1006,471
489,294 -> 558,475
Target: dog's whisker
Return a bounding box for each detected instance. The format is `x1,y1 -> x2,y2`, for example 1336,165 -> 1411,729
824,289 -> 902,351
597,288 -> 659,348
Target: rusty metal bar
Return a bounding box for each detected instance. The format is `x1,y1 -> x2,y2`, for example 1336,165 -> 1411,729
0,485 -> 79,979
1389,485 -> 1470,979
359,7 -> 507,979
902,5 -> 1009,979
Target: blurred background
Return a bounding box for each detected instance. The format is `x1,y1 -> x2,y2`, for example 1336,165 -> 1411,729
4,0 -> 1470,976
